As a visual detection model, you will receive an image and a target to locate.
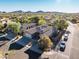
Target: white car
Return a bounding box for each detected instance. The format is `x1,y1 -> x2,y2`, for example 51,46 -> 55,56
64,34 -> 68,41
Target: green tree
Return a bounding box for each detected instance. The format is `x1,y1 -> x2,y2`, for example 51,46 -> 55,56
71,19 -> 77,23
27,17 -> 32,23
20,16 -> 27,23
12,17 -> 20,23
8,22 -> 21,34
38,17 -> 46,25
16,17 -> 20,23
13,16 -> 27,23
0,22 -> 3,30
28,16 -> 39,24
39,35 -> 53,51
54,20 -> 68,31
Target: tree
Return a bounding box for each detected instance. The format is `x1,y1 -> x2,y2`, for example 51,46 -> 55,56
12,17 -> 20,23
8,22 -> 21,34
0,22 -> 3,30
54,20 -> 68,31
38,17 -> 46,25
71,19 -> 77,23
19,16 -> 27,23
16,17 -> 20,23
28,16 -> 40,23
27,17 -> 32,23
38,35 -> 53,51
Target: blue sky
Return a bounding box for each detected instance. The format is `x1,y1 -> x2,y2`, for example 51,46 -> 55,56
0,0 -> 79,13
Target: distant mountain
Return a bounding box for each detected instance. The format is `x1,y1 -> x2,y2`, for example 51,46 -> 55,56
3,10 -> 79,15
0,11 -> 6,13
10,10 -> 24,13
2,11 -> 6,13
36,10 -> 44,13
25,11 -> 32,13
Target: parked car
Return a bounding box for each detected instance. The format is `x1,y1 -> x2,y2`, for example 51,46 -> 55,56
65,31 -> 70,34
64,34 -> 68,41
59,41 -> 66,52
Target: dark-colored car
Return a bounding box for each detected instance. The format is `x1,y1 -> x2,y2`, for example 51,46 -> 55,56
59,41 -> 66,52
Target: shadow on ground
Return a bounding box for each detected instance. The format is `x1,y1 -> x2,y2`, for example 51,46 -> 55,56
9,43 -> 24,50
0,37 -> 9,47
24,49 -> 42,59
0,37 -> 9,41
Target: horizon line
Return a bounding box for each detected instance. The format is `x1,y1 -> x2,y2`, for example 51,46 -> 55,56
0,10 -> 79,13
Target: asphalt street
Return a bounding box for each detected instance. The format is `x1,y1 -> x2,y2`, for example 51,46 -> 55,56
45,22 -> 79,59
